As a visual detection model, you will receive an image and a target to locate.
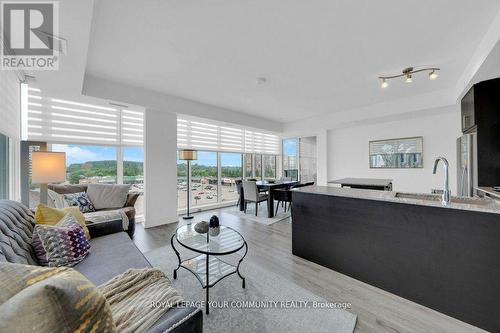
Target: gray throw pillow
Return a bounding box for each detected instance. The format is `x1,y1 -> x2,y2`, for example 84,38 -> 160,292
87,184 -> 130,210
63,191 -> 95,213
0,262 -> 116,333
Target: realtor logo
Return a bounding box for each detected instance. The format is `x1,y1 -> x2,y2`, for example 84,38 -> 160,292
1,1 -> 60,70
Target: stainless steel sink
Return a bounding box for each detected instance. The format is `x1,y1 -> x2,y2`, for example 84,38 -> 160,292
395,192 -> 493,206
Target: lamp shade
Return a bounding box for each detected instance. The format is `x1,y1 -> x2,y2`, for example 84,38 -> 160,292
31,152 -> 66,183
178,149 -> 197,161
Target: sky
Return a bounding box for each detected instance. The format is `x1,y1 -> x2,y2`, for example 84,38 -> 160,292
52,144 -> 143,166
51,145 -> 243,167
283,138 -> 298,156
53,139 -> 295,167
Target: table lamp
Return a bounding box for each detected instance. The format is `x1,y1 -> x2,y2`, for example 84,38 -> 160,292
178,149 -> 197,219
31,152 -> 66,204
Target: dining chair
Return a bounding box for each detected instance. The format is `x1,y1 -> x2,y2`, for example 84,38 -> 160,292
280,176 -> 292,181
242,181 -> 268,216
273,188 -> 292,215
274,182 -> 315,215
235,179 -> 243,207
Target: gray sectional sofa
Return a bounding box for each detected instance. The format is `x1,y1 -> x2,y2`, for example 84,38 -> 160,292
48,184 -> 138,238
0,200 -> 202,333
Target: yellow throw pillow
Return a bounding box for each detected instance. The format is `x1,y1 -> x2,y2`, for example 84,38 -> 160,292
35,204 -> 91,239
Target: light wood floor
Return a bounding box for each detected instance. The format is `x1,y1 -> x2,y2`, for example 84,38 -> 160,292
134,208 -> 487,333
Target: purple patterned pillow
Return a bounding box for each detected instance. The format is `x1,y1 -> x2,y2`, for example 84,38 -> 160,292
32,214 -> 91,267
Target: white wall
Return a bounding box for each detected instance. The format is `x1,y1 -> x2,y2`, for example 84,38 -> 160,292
144,109 -> 178,228
0,71 -> 22,200
0,71 -> 21,140
327,105 -> 461,194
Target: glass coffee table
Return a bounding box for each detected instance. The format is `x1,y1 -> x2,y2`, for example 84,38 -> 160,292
170,224 -> 248,314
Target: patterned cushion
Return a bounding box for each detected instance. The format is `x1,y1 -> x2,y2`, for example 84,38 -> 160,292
35,204 -> 91,239
0,200 -> 38,265
0,262 -> 116,332
32,214 -> 90,267
63,191 -> 95,213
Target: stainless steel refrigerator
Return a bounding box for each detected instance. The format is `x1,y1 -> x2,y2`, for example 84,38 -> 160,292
456,133 -> 478,197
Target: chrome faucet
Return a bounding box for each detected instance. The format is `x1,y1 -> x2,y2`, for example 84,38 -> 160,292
433,157 -> 451,206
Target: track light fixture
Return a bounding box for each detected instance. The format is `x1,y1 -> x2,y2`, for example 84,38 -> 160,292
378,66 -> 440,88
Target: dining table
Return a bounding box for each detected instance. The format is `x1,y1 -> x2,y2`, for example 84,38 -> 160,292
239,180 -> 300,218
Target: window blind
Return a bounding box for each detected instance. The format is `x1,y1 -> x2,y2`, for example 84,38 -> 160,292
25,87 -> 144,146
0,71 -> 21,139
177,117 -> 280,155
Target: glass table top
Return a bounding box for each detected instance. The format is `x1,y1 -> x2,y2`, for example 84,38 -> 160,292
175,224 -> 245,255
181,254 -> 237,287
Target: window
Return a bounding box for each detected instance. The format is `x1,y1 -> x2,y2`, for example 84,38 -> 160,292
26,143 -> 43,209
191,151 -> 218,207
178,117 -> 280,155
254,155 -> 262,179
283,138 -> 299,180
123,147 -> 144,220
23,87 -> 146,216
0,133 -> 9,199
177,156 -> 187,210
176,116 -> 281,212
220,153 -> 242,202
263,155 -> 276,180
244,154 -> 253,179
25,88 -> 144,147
51,144 -> 117,184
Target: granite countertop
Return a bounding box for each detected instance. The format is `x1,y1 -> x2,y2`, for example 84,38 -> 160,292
476,187 -> 500,200
328,178 -> 393,186
293,186 -> 500,215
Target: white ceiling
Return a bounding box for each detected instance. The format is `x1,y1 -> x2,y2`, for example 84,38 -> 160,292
84,0 -> 500,123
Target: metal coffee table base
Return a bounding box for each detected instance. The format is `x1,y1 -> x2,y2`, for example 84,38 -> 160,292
171,234 -> 248,315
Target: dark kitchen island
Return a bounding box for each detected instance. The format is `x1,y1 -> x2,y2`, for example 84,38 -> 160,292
292,186 -> 500,332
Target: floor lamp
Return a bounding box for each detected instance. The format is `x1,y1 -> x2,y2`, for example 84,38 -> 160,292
31,152 -> 66,205
179,149 -> 197,220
